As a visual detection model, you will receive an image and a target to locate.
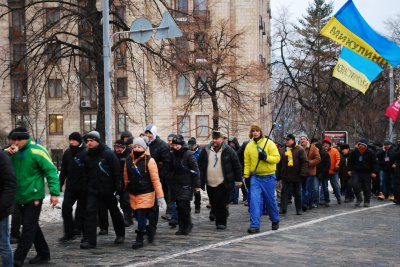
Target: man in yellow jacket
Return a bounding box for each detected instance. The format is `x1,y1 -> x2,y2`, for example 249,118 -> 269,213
244,123 -> 281,234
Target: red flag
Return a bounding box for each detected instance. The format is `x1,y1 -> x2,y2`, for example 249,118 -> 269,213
385,100 -> 400,122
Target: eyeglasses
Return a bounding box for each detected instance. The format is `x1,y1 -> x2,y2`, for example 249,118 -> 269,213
213,153 -> 218,168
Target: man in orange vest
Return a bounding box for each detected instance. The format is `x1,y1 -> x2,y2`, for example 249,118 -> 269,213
322,137 -> 342,205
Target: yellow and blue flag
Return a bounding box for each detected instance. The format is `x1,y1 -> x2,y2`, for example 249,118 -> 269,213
321,0 -> 400,67
333,47 -> 382,94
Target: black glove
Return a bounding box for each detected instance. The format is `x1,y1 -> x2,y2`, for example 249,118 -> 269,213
333,167 -> 339,172
258,151 -> 267,161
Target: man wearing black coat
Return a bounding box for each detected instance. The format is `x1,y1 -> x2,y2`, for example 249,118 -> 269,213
198,131 -> 242,230
348,138 -> 379,207
59,132 -> 87,242
0,151 -> 17,267
376,141 -> 398,200
316,142 -> 331,207
145,124 -> 171,231
80,131 -> 125,249
339,144 -> 354,203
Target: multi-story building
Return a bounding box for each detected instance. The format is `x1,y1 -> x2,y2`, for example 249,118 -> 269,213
0,0 -> 272,164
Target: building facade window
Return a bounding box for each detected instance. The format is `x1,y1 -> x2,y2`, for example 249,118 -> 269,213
116,77 -> 127,97
81,78 -> 97,102
12,44 -> 26,71
115,43 -> 126,68
15,115 -> 29,128
46,42 -> 61,63
196,115 -> 209,137
46,8 -> 60,27
177,115 -> 190,138
193,0 -> 207,16
13,79 -> 27,102
175,0 -> 188,20
82,114 -> 97,133
11,9 -> 25,37
48,79 -> 62,98
49,114 -> 63,134
117,113 -> 128,134
177,75 -> 189,96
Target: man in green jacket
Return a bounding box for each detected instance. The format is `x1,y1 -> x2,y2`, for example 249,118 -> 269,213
7,127 -> 60,267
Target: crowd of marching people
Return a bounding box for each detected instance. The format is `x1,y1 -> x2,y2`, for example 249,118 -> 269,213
0,123 -> 399,267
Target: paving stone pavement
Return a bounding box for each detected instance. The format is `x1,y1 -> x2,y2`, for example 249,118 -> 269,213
13,195 -> 400,267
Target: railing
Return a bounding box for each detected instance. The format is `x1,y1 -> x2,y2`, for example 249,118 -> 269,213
11,98 -> 29,113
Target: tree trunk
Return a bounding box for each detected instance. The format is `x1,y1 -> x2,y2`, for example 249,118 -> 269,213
211,94 -> 219,131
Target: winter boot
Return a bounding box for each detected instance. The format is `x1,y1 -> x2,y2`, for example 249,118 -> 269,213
132,230 -> 145,249
182,216 -> 193,235
145,225 -> 156,243
175,218 -> 185,235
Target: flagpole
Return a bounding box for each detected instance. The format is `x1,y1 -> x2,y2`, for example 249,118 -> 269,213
389,67 -> 394,142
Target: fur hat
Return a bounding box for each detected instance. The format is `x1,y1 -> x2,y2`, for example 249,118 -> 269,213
69,132 -> 82,143
113,139 -> 126,148
9,127 -> 30,140
249,123 -> 263,139
172,135 -> 185,145
212,131 -> 224,139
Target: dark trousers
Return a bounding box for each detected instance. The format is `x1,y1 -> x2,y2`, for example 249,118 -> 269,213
135,209 -> 151,232
207,184 -> 229,226
342,176 -> 355,200
14,200 -> 50,262
351,172 -> 372,203
62,190 -> 86,237
120,191 -> 132,215
280,181 -> 302,213
98,206 -> 109,231
194,191 -> 201,208
176,200 -> 191,228
147,203 -> 159,232
10,205 -> 22,238
84,193 -> 125,245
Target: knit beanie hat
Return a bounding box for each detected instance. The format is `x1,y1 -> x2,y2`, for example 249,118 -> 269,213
249,123 -> 263,139
133,137 -> 148,149
285,134 -> 296,141
172,135 -> 185,145
322,137 -> 332,146
188,137 -> 196,146
167,133 -> 177,140
9,127 -> 29,140
84,131 -> 101,143
358,138 -> 368,147
69,132 -> 82,143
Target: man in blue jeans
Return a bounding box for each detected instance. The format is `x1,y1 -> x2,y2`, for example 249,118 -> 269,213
0,151 -> 17,267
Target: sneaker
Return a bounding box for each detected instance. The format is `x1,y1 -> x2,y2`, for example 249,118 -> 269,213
271,221 -> 279,231
389,194 -> 395,201
355,199 -> 362,207
247,227 -> 260,234
312,204 -> 318,209
161,214 -> 171,221
363,202 -> 370,208
378,192 -> 385,200
279,210 -> 286,215
169,220 -> 178,228
80,242 -> 96,249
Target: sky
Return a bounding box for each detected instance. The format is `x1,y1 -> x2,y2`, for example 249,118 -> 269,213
270,0 -> 400,35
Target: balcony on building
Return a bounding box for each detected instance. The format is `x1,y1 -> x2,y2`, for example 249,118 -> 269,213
11,97 -> 29,113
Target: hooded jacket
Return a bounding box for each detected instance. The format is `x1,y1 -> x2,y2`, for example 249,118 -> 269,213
145,125 -> 172,182
10,137 -> 60,204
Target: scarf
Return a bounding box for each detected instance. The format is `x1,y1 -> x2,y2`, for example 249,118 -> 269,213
285,146 -> 295,167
